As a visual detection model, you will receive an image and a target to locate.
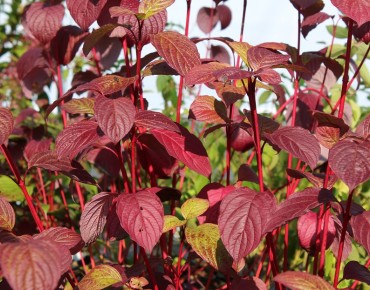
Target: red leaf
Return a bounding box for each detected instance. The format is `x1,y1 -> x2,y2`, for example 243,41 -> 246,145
189,95 -> 229,124
216,5 -> 232,30
0,240 -> 65,290
24,139 -> 52,161
184,62 -> 230,86
331,0 -> 370,26
265,188 -> 334,233
151,126 -> 211,177
329,140 -> 370,190
0,197 -> 15,231
218,188 -> 276,261
274,271 -> 335,289
231,276 -> 267,290
34,227 -> 84,255
56,120 -> 103,159
350,210 -> 370,255
82,24 -> 120,56
213,67 -> 253,81
237,164 -> 260,184
196,7 -> 218,33
151,31 -> 201,76
343,261 -> 370,285
265,126 -> 321,169
67,0 -> 107,31
210,45 -> 231,64
116,189 -> 164,252
80,192 -> 114,244
16,47 -> 48,80
356,114 -> 370,139
286,168 -> 337,189
247,46 -> 290,71
0,108 -> 14,145
213,82 -> 245,107
95,95 -> 135,144
106,203 -> 128,241
290,0 -> 325,17
135,110 -> 179,132
353,21 -> 370,44
302,12 -> 332,38
257,68 -> 282,85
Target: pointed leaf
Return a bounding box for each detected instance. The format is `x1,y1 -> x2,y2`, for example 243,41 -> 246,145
189,95 -> 229,124
265,126 -> 321,169
243,109 -> 280,137
163,215 -> 186,233
151,31 -> 201,76
24,139 -> 52,161
138,0 -> 175,19
329,140 -> 370,190
0,108 -> 14,145
286,168 -> 337,189
185,223 -> 233,272
290,0 -> 325,17
67,0 -> 107,31
330,216 -> 352,261
274,271 -> 335,290
350,210 -> 370,254
116,189 -> 164,252
78,265 -> 122,290
343,261 -> 370,285
210,45 -> 231,64
95,95 -> 135,143
213,67 -> 253,81
265,188 -> 334,233
181,198 -> 209,220
151,126 -> 211,177
61,98 -> 95,115
135,110 -> 179,132
331,0 -> 370,26
237,164 -> 260,184
0,196 -> 15,231
247,46 -> 290,71
80,192 -> 114,244
0,175 -> 25,202
218,188 -> 276,261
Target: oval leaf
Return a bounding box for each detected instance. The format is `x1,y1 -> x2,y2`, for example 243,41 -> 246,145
274,271 -> 335,290
116,189 -> 164,252
67,0 -> 107,31
95,95 -> 135,144
0,108 -> 14,145
181,198 -> 209,220
197,7 -> 218,33
0,175 -> 25,202
78,264 -> 122,290
135,110 -> 179,132
189,95 -> 229,124
163,215 -> 186,233
80,192 -> 114,244
0,196 -> 15,231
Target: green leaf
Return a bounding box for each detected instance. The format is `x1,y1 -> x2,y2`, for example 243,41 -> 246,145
78,265 -> 122,290
181,198 -> 209,219
326,25 -> 348,39
138,0 -> 175,20
163,215 -> 186,233
0,175 -> 26,202
259,90 -> 272,105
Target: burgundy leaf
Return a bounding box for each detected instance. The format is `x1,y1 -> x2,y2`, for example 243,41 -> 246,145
184,62 -> 230,86
286,168 -> 337,189
25,2 -> 64,44
0,108 -> 14,145
106,203 -> 128,241
16,47 -> 48,80
329,140 -> 370,190
67,0 -> 107,31
86,146 -> 120,178
151,31 -> 201,76
257,68 -> 282,85
216,5 -> 232,30
237,164 -> 260,184
210,45 -> 231,64
343,261 -> 370,285
331,0 -> 370,26
82,24 -> 119,56
116,189 -> 164,252
0,231 -> 32,244
331,216 -> 352,261
290,0 -> 325,17
265,126 -> 321,169
135,110 -> 179,132
213,67 -> 253,81
0,196 -> 15,231
189,95 -> 229,124
24,139 -> 52,161
350,210 -> 370,254
33,227 -> 84,255
151,126 -> 211,177
197,7 -> 219,33
274,271 -> 335,289
302,12 -> 332,38
213,82 -> 245,107
356,114 -> 370,139
56,120 -> 103,159
247,46 -> 290,71
265,188 -> 334,233
218,187 -> 276,261
230,123 -> 255,152
231,276 -> 267,290
95,95 -> 135,144
243,109 -> 280,137
353,21 -> 370,44
92,35 -> 122,70
80,192 -> 114,244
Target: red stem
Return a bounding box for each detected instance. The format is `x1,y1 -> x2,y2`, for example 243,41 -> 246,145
115,142 -> 131,193
141,247 -> 158,290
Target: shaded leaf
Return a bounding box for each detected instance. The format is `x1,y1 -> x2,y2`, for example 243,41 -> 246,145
142,59 -> 179,77
231,276 -> 267,290
78,264 -> 122,290
350,210 -> 370,254
211,45 -> 230,64
185,223 -> 233,272
218,188 -> 276,261
83,24 -> 119,56
237,164 -> 259,184
356,114 -> 370,139
247,46 -> 290,71
181,198 -> 209,220
138,0 -> 175,19
343,261 -> 370,285
329,140 -> 370,190
116,189 -> 164,252
106,202 -> 128,241
80,192 -> 114,244
274,271 -> 335,290
151,126 -> 211,177
331,216 -> 352,261
213,67 -> 253,81
135,110 -> 179,132
286,168 -> 337,189
184,62 -> 230,86
67,0 -> 107,31
0,108 -> 14,145
197,7 -> 218,33
0,197 -> 15,231
290,0 -> 325,17
189,95 -> 229,124
216,5 -> 232,29
151,31 -> 201,76
302,12 -> 332,38
0,231 -> 32,244
61,98 -> 95,115
213,82 -> 245,107
331,0 -> 370,26
163,215 -> 186,233
265,126 -> 320,169
243,109 -> 280,137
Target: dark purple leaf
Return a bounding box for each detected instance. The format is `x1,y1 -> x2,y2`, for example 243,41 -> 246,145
265,188 -> 334,233
184,62 -> 230,86
94,95 -> 135,144
290,0 -> 325,17
237,164 -> 260,184
274,271 -> 335,289
302,12 -> 332,38
0,197 -> 15,231
25,2 -> 64,44
151,31 -> 201,76
331,0 -> 370,26
230,123 -> 255,152
67,0 -> 107,31
210,45 -> 230,64
286,168 -> 337,189
135,110 -> 179,132
353,21 -> 370,44
142,59 -> 179,77
86,141 -> 120,178
16,47 -> 48,80
189,95 -> 229,124
343,261 -> 370,285
213,67 -> 253,81
286,92 -> 320,129
329,140 -> 370,190
216,5 -> 232,30
331,215 -> 352,261
93,35 -> 122,70
265,126 -> 321,169
151,126 -> 211,177
154,187 -> 181,202
80,192 -> 114,244
350,210 -> 370,254
106,203 -> 128,241
197,7 -> 218,33
82,24 -> 120,56
116,189 -> 164,252
56,120 -> 103,159
231,276 -> 267,290
0,108 -> 14,145
218,188 -> 276,261
247,47 -> 290,71
213,82 -> 245,106
243,109 -> 280,137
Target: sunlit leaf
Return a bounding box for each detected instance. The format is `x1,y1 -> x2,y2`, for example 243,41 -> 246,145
189,95 -> 229,124
163,215 -> 186,233
0,196 -> 15,231
135,110 -> 179,132
78,265 -> 122,290
67,0 -> 107,30
181,198 -> 209,219
331,0 -> 370,26
138,0 -> 175,19
0,175 -> 25,202
62,98 -> 95,115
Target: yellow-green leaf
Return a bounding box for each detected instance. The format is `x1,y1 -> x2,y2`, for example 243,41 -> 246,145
163,215 -> 186,233
185,223 -> 233,272
138,0 -> 175,19
62,98 -> 95,115
181,198 -> 209,219
0,196 -> 15,231
0,175 -> 26,202
228,41 -> 252,67
78,265 -> 122,290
